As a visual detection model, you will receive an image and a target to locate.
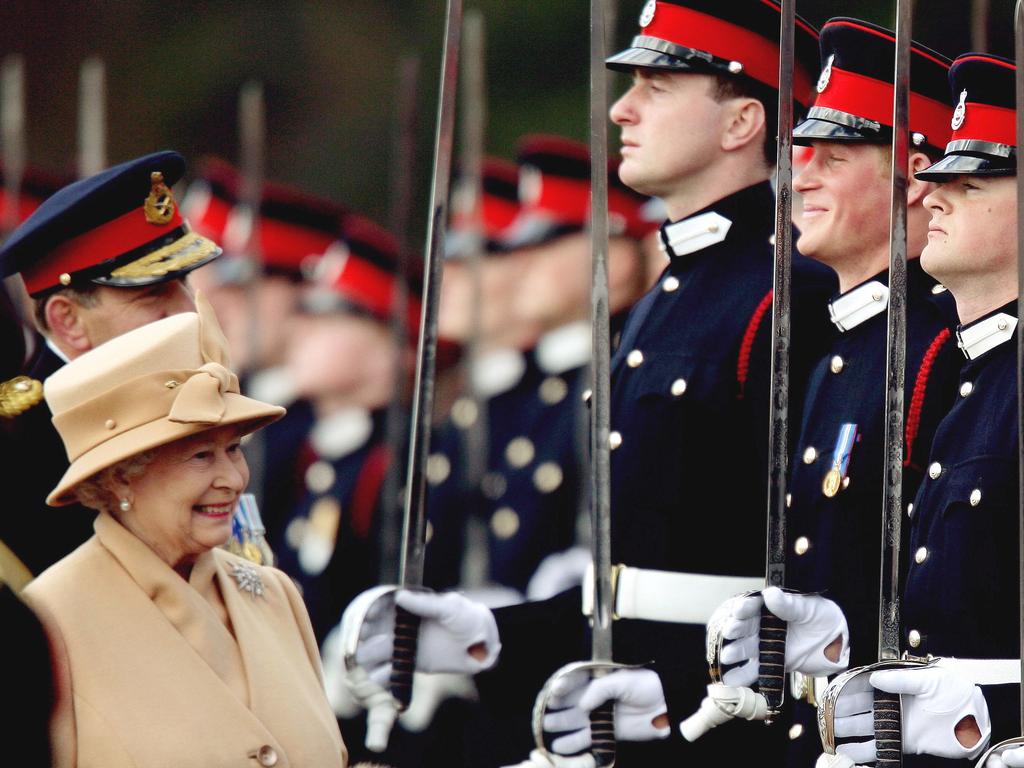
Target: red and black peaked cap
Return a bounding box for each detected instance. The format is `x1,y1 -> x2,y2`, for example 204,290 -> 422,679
794,18 -> 952,154
917,54 -> 1017,181
447,157 -> 521,258
606,0 -> 821,111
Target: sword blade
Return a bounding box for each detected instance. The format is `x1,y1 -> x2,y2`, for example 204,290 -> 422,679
398,0 -> 463,590
1015,0 -> 1024,734
878,0 -> 913,666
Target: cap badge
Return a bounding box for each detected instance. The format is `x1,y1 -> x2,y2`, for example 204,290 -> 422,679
144,171 -> 176,225
951,90 -> 968,131
639,0 -> 657,27
816,55 -> 835,94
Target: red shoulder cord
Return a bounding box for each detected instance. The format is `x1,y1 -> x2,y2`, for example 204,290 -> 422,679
350,443 -> 391,539
904,327 -> 953,471
736,290 -> 774,401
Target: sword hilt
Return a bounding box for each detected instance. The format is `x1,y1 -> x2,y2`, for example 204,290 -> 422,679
388,604 -> 420,710
758,603 -> 787,721
590,700 -> 616,767
873,688 -> 902,767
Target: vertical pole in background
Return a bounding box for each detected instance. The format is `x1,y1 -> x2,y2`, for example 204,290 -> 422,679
588,0 -> 616,764
874,2 -> 913,767
2,56 -> 24,238
77,57 -> 106,178
379,54 -> 421,584
972,0 -> 991,53
391,0 -> 463,711
1014,0 -> 1024,735
758,0 -> 795,724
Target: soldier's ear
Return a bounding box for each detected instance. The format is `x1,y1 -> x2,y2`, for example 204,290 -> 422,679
906,151 -> 935,207
720,97 -> 766,155
44,293 -> 93,355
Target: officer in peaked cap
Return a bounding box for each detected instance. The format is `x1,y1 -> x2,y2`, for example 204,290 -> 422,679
696,19 -> 962,767
821,53 -> 1022,768
0,151 -> 221,577
331,2 -> 839,764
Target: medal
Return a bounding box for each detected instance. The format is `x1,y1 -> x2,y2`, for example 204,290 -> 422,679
822,423 -> 858,497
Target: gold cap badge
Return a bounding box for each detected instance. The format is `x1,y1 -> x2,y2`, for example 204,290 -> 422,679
144,171 -> 176,225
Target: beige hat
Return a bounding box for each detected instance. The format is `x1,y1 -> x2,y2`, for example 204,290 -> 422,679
45,294 -> 285,506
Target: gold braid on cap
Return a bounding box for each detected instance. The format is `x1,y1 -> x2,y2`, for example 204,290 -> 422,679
0,376 -> 44,418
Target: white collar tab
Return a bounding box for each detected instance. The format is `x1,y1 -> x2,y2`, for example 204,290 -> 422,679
310,407 -> 374,460
957,312 -> 1017,360
536,321 -> 591,374
471,348 -> 527,398
658,211 -> 732,260
828,280 -> 889,332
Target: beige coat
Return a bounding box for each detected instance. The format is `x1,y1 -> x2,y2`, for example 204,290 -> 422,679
24,513 -> 347,768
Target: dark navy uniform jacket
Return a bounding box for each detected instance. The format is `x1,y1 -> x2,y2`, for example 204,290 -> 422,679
783,263 -> 960,766
901,303 -> 1021,766
475,182 -> 838,766
1,344 -> 96,576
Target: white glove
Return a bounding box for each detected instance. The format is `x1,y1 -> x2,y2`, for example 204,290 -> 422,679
527,548 -> 592,601
541,668 -> 670,755
814,753 -> 860,768
500,749 -> 596,768
352,589 -> 502,679
321,623 -> 362,719
832,666 -> 991,763
715,587 -> 849,687
399,673 -> 477,732
679,683 -> 769,741
986,745 -> 1024,767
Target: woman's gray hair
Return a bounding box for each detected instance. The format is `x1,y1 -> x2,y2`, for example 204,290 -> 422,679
74,451 -> 156,514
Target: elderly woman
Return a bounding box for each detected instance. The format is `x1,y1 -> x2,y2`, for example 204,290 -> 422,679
23,297 -> 347,768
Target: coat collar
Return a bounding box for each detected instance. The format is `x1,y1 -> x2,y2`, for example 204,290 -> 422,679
828,277 -> 889,332
309,406 -> 374,460
957,303 -> 1018,360
535,321 -> 591,374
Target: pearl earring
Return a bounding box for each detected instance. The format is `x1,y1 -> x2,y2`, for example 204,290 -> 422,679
119,499 -> 131,513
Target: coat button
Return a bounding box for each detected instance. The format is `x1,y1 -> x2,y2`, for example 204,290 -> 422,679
662,275 -> 680,293
255,746 -> 278,767
582,388 -> 593,404
907,502 -> 914,518
505,437 -> 535,468
960,381 -> 974,397
908,629 -> 922,648
540,376 -> 569,405
626,349 -> 645,368
785,493 -> 792,509
914,547 -> 928,564
533,462 -> 563,493
802,447 -> 817,464
970,489 -> 982,506
830,356 -> 844,374
491,507 -> 520,539
451,397 -> 479,428
932,283 -> 947,294
794,536 -> 810,555
609,431 -> 623,450
426,453 -> 452,485
789,723 -> 804,740
928,462 -> 942,479
305,460 -> 335,493
670,378 -> 687,397
105,419 -> 117,430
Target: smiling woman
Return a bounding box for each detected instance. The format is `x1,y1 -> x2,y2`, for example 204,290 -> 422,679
22,294 -> 348,768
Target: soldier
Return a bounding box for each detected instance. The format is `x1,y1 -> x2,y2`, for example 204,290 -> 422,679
694,19 -> 962,766
337,2 -> 838,766
823,53 -> 1021,767
0,151 -> 221,576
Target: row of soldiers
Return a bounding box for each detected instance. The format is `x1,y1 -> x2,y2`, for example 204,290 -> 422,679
1,0 -> 1023,766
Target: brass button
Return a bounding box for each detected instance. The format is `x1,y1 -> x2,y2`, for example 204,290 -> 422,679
841,476 -> 850,490
662,275 -> 680,293
914,546 -> 928,564
802,447 -> 817,464
908,629 -> 922,648
907,502 -> 914,518
872,290 -> 884,302
928,462 -> 942,479
960,381 -> 974,398
491,507 -> 520,539
626,349 -> 645,368
305,460 -> 335,494
970,488 -> 982,506
794,536 -> 810,555
998,319 -> 1009,331
539,376 -> 568,405
830,356 -> 844,374
788,723 -> 804,740
105,419 -> 116,430
670,378 -> 687,397
533,462 -> 564,493
609,431 -> 623,450
785,493 -> 792,509
582,388 -> 594,404
505,437 -> 535,468
727,61 -> 743,75
426,453 -> 451,485
256,745 -> 278,767
931,284 -> 947,295
60,272 -> 72,286
451,397 -> 478,428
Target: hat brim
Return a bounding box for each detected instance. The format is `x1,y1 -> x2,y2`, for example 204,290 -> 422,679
48,392 -> 284,507
793,117 -> 884,145
606,46 -> 711,74
915,152 -> 1017,182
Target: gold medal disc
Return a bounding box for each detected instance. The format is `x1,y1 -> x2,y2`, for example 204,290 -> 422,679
822,467 -> 842,498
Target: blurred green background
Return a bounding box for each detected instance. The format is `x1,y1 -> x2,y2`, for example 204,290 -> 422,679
0,1 -> 1017,233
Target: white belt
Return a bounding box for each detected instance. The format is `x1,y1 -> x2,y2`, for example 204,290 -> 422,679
582,564 -> 763,625
935,657 -> 1021,686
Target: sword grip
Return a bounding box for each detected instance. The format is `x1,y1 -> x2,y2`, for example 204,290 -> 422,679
757,604 -> 787,720
589,700 -> 616,768
874,688 -> 902,767
388,604 -> 420,710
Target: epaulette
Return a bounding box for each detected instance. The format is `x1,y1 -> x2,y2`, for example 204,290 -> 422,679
0,375 -> 44,418
904,327 -> 954,471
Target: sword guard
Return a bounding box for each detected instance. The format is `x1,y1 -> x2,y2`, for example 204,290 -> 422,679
974,736 -> 1024,768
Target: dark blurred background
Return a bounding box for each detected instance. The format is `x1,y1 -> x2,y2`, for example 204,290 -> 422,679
0,1 -> 1017,233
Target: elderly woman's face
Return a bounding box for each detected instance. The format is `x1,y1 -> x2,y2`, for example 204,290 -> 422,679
116,425 -> 249,573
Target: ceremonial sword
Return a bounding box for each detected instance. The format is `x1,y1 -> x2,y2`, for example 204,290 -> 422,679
974,3 -> 1024,764
389,0 -> 463,711
818,4 -> 918,765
